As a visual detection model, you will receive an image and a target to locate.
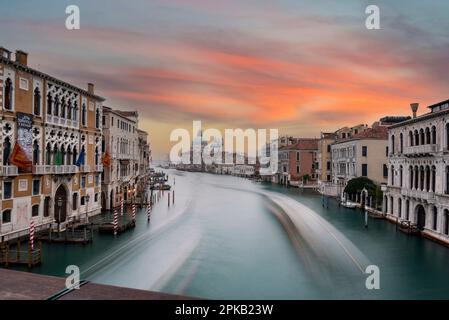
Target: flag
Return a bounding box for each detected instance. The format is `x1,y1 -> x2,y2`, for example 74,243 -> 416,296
8,143 -> 32,172
102,151 -> 111,167
75,149 -> 85,167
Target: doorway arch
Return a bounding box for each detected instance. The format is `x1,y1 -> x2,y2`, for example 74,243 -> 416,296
416,204 -> 426,230
54,184 -> 68,223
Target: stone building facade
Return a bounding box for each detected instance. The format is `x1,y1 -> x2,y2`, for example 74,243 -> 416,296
386,101 -> 449,245
0,48 -> 104,241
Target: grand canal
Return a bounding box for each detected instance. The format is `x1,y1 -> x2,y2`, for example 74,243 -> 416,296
20,170 -> 449,299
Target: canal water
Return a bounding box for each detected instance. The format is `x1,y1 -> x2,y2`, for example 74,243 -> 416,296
18,170 -> 449,299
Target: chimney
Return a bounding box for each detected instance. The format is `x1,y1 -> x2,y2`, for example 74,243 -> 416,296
0,47 -> 12,60
410,103 -> 419,118
15,50 -> 28,66
87,83 -> 95,95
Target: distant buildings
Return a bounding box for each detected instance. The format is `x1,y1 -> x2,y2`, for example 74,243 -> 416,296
275,139 -> 318,187
386,101 -> 449,245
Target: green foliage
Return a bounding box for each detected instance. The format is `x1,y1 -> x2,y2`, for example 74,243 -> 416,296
344,177 -> 378,197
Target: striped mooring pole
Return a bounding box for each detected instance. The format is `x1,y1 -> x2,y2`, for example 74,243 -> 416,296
147,203 -> 151,222
29,220 -> 35,250
113,208 -> 118,236
132,203 -> 136,221
120,198 -> 124,216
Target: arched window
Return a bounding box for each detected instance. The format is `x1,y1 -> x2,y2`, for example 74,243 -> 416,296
3,137 -> 11,165
433,207 -> 438,231
47,93 -> 53,115
67,101 -> 72,120
54,95 -> 60,116
73,102 -> 78,121
419,166 -> 425,190
95,109 -> 100,129
405,200 -> 410,220
67,146 -> 72,165
61,98 -> 66,118
444,210 -> 449,235
391,135 -> 395,154
432,166 -> 436,192
399,133 -> 403,153
419,129 -> 425,145
398,198 -> 402,218
4,78 -> 13,110
409,166 -> 413,189
431,126 -> 436,144
95,147 -> 99,165
425,166 -> 431,191
45,143 -> 51,165
73,147 -> 78,165
53,145 -> 58,165
61,145 -> 66,165
409,131 -> 413,146
446,123 -> 449,149
414,165 -> 419,189
446,166 -> 449,194
425,127 -> 431,144
399,165 -> 403,187
33,87 -> 41,115
390,196 -> 394,215
82,103 -> 87,126
33,140 -> 39,165
414,130 -> 419,146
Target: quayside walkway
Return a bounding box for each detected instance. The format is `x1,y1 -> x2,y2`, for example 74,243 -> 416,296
0,268 -> 192,300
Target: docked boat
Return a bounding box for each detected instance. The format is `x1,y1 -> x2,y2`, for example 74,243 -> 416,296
341,201 -> 357,209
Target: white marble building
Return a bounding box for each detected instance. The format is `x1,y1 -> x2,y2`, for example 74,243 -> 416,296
386,101 -> 449,245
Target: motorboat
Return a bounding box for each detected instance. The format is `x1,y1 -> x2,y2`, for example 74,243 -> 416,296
341,200 -> 357,209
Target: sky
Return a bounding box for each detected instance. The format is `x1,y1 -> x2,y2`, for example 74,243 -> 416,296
1,0 -> 449,159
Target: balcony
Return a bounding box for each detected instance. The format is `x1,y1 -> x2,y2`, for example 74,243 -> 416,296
46,115 -> 79,129
1,165 -> 18,176
33,165 -> 52,175
80,165 -> 91,172
401,189 -> 435,201
403,144 -> 438,156
95,164 -> 103,172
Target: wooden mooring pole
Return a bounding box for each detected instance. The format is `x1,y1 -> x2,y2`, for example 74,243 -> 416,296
168,193 -> 170,207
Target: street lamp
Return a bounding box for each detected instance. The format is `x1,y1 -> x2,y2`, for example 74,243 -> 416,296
57,197 -> 63,233
85,194 -> 90,223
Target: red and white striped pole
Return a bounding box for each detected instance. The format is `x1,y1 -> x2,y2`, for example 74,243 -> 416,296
147,203 -> 151,222
120,198 -> 124,216
29,220 -> 35,250
113,208 -> 118,236
132,203 -> 136,221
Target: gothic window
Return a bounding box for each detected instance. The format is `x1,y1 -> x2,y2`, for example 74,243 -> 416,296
431,126 -> 437,144
4,78 -> 13,110
33,140 -> 39,165
46,143 -> 52,165
54,95 -> 60,116
82,103 -> 87,126
61,98 -> 66,118
73,102 -> 78,121
95,108 -> 100,128
47,93 -> 53,115
33,87 -> 41,115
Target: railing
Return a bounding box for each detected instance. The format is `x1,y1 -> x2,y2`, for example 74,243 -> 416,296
1,165 -> 18,176
33,165 -> 52,175
80,165 -> 91,172
46,115 -> 79,129
404,144 -> 438,155
401,189 -> 435,200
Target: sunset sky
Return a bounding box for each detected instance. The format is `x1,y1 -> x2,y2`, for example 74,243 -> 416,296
2,0 -> 449,159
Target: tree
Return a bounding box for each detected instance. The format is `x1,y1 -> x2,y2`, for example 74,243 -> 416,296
344,177 -> 382,207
